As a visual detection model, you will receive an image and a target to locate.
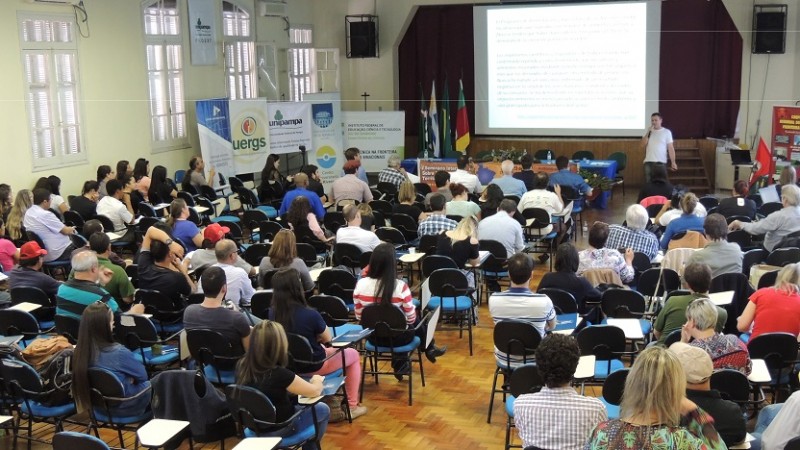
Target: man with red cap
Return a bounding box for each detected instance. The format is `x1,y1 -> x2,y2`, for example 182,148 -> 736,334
8,241 -> 61,303
189,223 -> 255,276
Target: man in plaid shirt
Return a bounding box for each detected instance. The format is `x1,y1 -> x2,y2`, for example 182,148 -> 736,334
377,154 -> 408,189
417,194 -> 457,236
513,334 -> 606,450
605,204 -> 660,261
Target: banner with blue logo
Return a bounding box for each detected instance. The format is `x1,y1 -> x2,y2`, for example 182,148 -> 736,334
305,92 -> 344,196
196,98 -> 235,183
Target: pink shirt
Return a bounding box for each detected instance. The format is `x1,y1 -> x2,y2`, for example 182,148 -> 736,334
0,238 -> 16,272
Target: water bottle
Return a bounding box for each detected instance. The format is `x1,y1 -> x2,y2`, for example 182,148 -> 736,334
547,150 -> 552,161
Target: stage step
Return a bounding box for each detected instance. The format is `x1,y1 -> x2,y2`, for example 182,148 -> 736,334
672,146 -> 712,195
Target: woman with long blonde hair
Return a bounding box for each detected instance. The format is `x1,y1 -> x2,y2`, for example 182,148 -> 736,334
737,262 -> 800,341
7,189 -> 33,243
434,216 -> 479,286
585,346 -> 724,449
236,320 -> 330,448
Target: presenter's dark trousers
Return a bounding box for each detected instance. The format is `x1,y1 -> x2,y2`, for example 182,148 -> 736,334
643,162 -> 665,183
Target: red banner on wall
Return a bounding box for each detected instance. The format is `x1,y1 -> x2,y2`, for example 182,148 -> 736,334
772,106 -> 800,163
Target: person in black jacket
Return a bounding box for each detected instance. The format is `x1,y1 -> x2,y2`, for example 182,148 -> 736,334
716,180 -> 757,220
637,163 -> 674,203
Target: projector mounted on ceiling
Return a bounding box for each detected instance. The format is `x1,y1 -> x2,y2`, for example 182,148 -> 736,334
26,0 -> 81,5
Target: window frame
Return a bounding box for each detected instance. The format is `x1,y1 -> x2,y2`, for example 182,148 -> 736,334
222,0 -> 256,100
142,0 -> 189,152
18,12 -> 88,171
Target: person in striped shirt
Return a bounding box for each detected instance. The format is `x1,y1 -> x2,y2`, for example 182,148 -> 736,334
353,243 -> 447,372
489,253 -> 555,366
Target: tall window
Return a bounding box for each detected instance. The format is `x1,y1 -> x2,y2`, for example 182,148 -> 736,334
222,1 -> 255,99
143,0 -> 187,149
19,14 -> 86,169
288,26 -> 313,101
288,26 -> 339,101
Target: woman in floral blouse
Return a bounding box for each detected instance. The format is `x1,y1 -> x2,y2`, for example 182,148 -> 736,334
584,346 -> 725,450
577,221 -> 635,284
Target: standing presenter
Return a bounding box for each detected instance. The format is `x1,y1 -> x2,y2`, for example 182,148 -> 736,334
641,112 -> 677,183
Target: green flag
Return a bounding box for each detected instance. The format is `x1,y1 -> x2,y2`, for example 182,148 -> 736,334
440,78 -> 453,158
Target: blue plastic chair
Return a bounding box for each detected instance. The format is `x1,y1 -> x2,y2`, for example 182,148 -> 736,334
427,268 -> 476,355
576,325 -> 626,381
503,364 -> 543,450
186,329 -> 243,386
53,431 -> 111,450
87,368 -> 152,448
117,314 -> 181,375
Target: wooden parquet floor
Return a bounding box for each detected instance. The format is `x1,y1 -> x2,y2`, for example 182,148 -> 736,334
6,194 -> 628,450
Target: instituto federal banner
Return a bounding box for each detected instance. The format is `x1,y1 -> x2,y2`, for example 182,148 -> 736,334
342,111 -> 405,173
304,93 -> 344,195
266,102 -> 313,155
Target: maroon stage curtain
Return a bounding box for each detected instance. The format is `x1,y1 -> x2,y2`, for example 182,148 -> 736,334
660,0 -> 743,139
398,1 -> 742,149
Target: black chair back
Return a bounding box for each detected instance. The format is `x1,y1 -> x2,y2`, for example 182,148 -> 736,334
93,215 -> 117,233
428,268 -> 471,299
242,243 -> 270,266
186,328 -> 243,370
479,239 -> 508,274
53,432 -> 111,450
747,332 -> 799,386
418,234 -> 439,254
224,384 -> 280,432
318,269 -> 357,306
257,220 -> 284,243
359,303 -> 411,348
286,333 -> 324,373
766,247 -> 800,267
758,270 -> 779,289
10,286 -> 55,321
698,196 -> 719,210
323,212 -> 346,234
602,368 -> 629,405
63,210 -> 85,233
296,243 -> 318,267
492,320 -> 541,367
134,289 -> 185,325
710,272 -> 755,333
54,314 -> 80,344
710,369 -> 751,404
759,201 -> 783,217
421,255 -> 458,278
375,227 -> 407,247
250,291 -> 272,320
601,289 -> 646,319
540,288 -> 579,315
638,268 -> 681,297
576,325 -> 626,360
308,295 -> 351,331
572,150 -> 595,160
508,364 -> 543,397
333,243 -> 364,271
0,309 -> 42,342
742,248 -> 768,275
369,200 -> 393,217
414,183 -> 432,196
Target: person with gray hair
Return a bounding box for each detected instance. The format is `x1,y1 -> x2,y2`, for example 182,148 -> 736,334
196,239 -> 255,309
688,213 -> 743,277
737,262 -> 800,341
377,153 -> 408,189
56,250 -> 144,319
730,184 -> 800,251
605,204 -> 660,260
488,159 -> 527,198
681,298 -> 751,375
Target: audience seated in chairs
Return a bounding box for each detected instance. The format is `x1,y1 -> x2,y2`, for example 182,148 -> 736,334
235,320 -> 331,446
424,170 -> 454,208
518,172 -> 565,237
56,250 -> 144,320
377,154 -> 408,190
679,298 -> 751,375
446,182 -> 481,220
393,180 -> 427,223
70,180 -> 100,221
197,239 -> 255,312
331,160 -> 372,204
659,192 -> 706,249
449,155 -> 483,195
96,179 -> 135,232
184,266 -> 252,355
654,263 -> 727,345
549,155 -> 592,197
514,334 -> 606,450
669,342 -> 746,447
435,216 -> 480,288
190,223 -> 255,276
749,390 -> 800,450
259,229 -> 315,293
9,241 -> 62,303
577,222 -> 635,285
270,268 -> 368,420
637,163 -> 674,203
167,199 -> 203,253
687,213 -> 743,278
72,302 -> 152,418
585,346 -> 725,449
279,172 -> 326,219
23,188 -> 77,262
729,184 -> 800,252
355,243 -> 446,368
418,193 -> 458,237
86,233 -> 135,309
137,225 -> 195,306
488,253 -> 555,366
737,262 -> 800,342
490,159 -> 527,198
70,219 -> 126,268
605,204 -> 660,261
717,180 -> 757,220
478,199 -> 525,259
538,243 -> 601,315
287,195 -> 333,246
335,204 -> 380,252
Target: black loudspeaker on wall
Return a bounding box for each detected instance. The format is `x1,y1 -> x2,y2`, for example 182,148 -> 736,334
752,9 -> 786,54
349,21 -> 377,58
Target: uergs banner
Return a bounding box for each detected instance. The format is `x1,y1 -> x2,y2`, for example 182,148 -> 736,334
342,111 -> 405,173
267,102 -> 313,155
229,100 -> 271,174
304,93 -> 344,196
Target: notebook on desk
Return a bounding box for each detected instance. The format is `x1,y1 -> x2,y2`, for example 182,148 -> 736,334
331,328 -> 372,345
